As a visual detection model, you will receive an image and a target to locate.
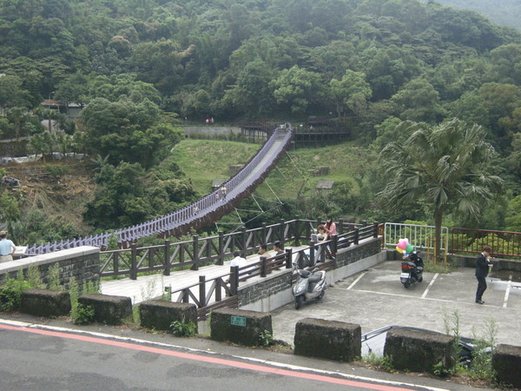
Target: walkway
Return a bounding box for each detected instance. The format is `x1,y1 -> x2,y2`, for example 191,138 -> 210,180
101,245 -> 306,304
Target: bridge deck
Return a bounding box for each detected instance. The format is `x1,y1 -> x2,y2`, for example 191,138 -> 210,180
101,245 -> 307,305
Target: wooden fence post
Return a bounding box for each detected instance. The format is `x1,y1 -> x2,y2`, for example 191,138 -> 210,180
262,222 -> 267,245
215,278 -> 222,302
332,235 -> 338,256
113,251 -> 119,276
354,228 -> 360,245
338,219 -> 344,235
285,248 -> 292,269
130,242 -> 138,280
163,240 -> 171,276
199,275 -> 206,308
309,241 -> 315,266
294,219 -> 301,246
230,266 -> 239,295
241,226 -> 247,257
373,223 -> 379,238
260,256 -> 267,277
217,231 -> 224,265
191,235 -> 199,270
279,219 -> 285,246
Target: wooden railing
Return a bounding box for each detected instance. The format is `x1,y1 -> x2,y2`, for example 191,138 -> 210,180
164,223 -> 380,320
99,219 -> 376,280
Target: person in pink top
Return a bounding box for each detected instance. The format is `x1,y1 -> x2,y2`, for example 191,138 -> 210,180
324,219 -> 337,257
324,219 -> 337,238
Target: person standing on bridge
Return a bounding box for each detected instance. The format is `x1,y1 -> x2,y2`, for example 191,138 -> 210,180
220,185 -> 227,200
230,251 -> 246,268
0,230 -> 16,262
475,245 -> 493,304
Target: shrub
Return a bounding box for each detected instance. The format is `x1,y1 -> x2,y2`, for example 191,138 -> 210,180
170,320 -> 197,337
73,303 -> 95,325
0,279 -> 31,312
258,329 -> 273,347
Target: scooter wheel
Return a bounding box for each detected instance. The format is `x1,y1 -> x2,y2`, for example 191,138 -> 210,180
295,295 -> 304,310
317,291 -> 325,301
403,281 -> 411,289
418,276 -> 423,282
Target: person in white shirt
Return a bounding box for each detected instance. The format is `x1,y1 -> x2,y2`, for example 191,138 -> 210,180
0,230 -> 16,262
230,251 -> 246,267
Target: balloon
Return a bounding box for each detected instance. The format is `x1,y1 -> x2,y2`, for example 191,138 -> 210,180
395,246 -> 404,254
398,239 -> 407,250
406,244 -> 414,253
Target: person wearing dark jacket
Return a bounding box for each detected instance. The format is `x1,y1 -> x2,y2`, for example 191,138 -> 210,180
475,246 -> 493,304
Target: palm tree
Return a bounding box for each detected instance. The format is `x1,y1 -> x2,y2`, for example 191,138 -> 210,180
379,118 -> 503,262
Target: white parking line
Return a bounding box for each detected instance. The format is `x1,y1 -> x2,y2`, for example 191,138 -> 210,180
503,274 -> 512,308
347,272 -> 366,290
421,273 -> 439,299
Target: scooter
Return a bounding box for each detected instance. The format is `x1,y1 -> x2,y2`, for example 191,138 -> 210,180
293,267 -> 327,309
400,251 -> 424,288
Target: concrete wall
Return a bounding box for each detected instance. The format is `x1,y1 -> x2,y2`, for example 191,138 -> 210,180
449,254 -> 521,272
0,246 -> 100,289
183,126 -> 242,138
240,238 -> 384,312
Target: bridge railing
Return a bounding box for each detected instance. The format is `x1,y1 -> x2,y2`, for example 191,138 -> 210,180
99,220 -> 378,280
166,223 -> 380,319
25,127 -> 292,255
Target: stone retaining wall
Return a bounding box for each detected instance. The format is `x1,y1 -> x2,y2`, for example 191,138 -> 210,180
294,318 -> 361,362
140,300 -> 197,332
20,288 -> 71,317
78,293 -> 132,325
0,246 -> 100,289
492,344 -> 521,388
384,327 -> 455,373
210,307 -> 272,346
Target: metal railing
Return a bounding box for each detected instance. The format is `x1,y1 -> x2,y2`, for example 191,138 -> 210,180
384,222 -> 449,258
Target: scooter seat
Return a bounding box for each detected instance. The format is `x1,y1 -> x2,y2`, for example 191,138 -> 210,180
308,273 -> 322,283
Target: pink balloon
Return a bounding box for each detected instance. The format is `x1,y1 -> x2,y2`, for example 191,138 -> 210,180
397,239 -> 407,250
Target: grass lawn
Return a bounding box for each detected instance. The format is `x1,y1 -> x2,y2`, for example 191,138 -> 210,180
172,139 -> 373,201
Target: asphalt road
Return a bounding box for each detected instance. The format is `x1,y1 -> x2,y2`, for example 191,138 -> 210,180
272,261 -> 521,348
0,321 -> 442,391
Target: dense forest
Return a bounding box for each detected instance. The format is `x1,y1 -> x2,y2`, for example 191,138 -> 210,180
2,0 -> 521,244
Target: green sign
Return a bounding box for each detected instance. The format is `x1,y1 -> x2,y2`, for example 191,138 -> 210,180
230,315 -> 247,327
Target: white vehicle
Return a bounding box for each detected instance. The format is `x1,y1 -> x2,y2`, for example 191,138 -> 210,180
292,267 -> 327,309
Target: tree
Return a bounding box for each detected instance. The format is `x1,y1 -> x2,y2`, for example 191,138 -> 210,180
270,65 -> 323,114
224,59 -> 275,116
329,70 -> 372,118
390,77 -> 445,123
79,97 -> 180,168
379,119 -> 503,262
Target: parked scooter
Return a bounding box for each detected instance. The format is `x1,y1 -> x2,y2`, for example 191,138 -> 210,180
293,266 -> 327,309
400,251 -> 424,288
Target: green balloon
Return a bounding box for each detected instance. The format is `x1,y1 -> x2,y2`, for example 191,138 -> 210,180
406,244 -> 414,253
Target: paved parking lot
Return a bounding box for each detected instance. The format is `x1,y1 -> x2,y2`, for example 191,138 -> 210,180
272,260 -> 521,347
